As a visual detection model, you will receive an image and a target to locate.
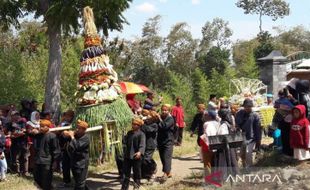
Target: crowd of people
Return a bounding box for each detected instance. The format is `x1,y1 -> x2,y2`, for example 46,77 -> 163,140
1,78 -> 310,190
122,93 -> 185,190
123,93 -> 262,189
0,99 -> 90,190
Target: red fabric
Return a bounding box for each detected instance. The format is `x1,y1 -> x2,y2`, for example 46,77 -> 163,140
126,94 -> 141,113
290,105 -> 310,149
171,105 -> 185,128
5,137 -> 11,149
199,138 -> 209,152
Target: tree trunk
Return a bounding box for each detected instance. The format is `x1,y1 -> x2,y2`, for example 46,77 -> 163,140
44,20 -> 62,124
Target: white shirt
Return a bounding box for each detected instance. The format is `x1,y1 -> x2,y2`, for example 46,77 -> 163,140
218,122 -> 229,135
203,121 -> 220,136
207,101 -> 217,112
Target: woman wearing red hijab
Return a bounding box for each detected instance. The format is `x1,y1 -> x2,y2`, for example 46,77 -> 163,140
126,94 -> 142,114
290,105 -> 310,160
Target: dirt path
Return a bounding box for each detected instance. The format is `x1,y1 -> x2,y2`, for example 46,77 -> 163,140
86,154 -> 203,190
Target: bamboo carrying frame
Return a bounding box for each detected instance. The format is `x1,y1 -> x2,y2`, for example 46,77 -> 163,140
49,120 -> 121,163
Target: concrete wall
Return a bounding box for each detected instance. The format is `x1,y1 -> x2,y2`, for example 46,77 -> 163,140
259,62 -> 273,94
273,62 -> 288,96
259,61 -> 288,96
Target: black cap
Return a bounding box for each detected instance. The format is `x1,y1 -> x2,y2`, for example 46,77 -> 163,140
242,99 -> 254,107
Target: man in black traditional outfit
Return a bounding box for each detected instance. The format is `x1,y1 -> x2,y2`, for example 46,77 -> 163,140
157,104 -> 175,181
121,118 -> 146,190
141,111 -> 159,181
64,120 -> 90,190
31,119 -> 60,190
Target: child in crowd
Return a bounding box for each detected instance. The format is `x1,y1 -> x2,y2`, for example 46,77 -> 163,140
121,118 -> 145,190
59,110 -> 75,127
40,111 -> 55,128
290,105 -> 310,160
200,110 -> 220,177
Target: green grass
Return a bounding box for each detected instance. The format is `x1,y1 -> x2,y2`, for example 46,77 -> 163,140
0,174 -> 36,190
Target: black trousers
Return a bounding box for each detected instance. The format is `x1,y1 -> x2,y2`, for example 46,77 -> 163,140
11,144 -> 29,174
62,151 -> 71,184
34,164 -> 53,190
72,166 -> 89,190
177,128 -> 184,144
121,158 -> 142,190
158,144 -> 173,174
142,149 -> 157,179
280,122 -> 293,156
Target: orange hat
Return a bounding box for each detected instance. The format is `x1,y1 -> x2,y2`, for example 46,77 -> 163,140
77,119 -> 89,129
40,119 -> 52,128
132,118 -> 144,126
142,109 -> 150,116
197,104 -> 206,109
148,110 -> 157,117
162,104 -> 171,111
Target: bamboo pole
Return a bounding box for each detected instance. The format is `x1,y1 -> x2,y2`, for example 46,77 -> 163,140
49,126 -> 72,132
86,125 -> 103,132
49,125 -> 104,132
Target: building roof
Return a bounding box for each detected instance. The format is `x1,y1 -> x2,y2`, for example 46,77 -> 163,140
257,50 -> 287,62
287,69 -> 310,80
296,59 -> 310,69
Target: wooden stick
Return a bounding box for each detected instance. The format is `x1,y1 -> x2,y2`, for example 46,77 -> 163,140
49,126 -> 72,132
49,125 -> 105,132
86,125 -> 103,132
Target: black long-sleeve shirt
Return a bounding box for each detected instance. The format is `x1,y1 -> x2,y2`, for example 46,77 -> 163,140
123,130 -> 145,160
235,109 -> 261,142
190,112 -> 204,137
141,122 -> 158,150
32,132 -> 61,165
157,115 -> 175,147
68,134 -> 90,169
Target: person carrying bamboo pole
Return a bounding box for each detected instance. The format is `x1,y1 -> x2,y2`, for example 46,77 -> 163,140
63,120 -> 90,190
121,117 -> 146,190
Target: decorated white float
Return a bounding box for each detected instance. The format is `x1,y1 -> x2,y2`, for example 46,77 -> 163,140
229,78 -> 275,129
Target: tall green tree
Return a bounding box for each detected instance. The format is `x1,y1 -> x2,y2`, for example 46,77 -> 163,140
166,71 -> 195,123
254,31 -> 275,59
199,17 -> 233,55
199,46 -> 230,78
233,40 -> 259,78
208,68 -> 236,98
191,68 -> 209,105
164,22 -> 198,76
0,0 -> 132,121
236,0 -> 290,33
274,26 -> 310,53
126,15 -> 166,87
0,22 -> 48,105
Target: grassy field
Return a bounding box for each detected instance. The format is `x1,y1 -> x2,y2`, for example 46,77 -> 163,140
0,131 -> 199,189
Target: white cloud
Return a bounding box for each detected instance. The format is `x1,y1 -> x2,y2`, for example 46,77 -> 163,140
191,0 -> 200,5
136,2 -> 157,13
159,0 -> 168,3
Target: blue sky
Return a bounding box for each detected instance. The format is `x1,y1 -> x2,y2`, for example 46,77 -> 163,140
109,0 -> 310,42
